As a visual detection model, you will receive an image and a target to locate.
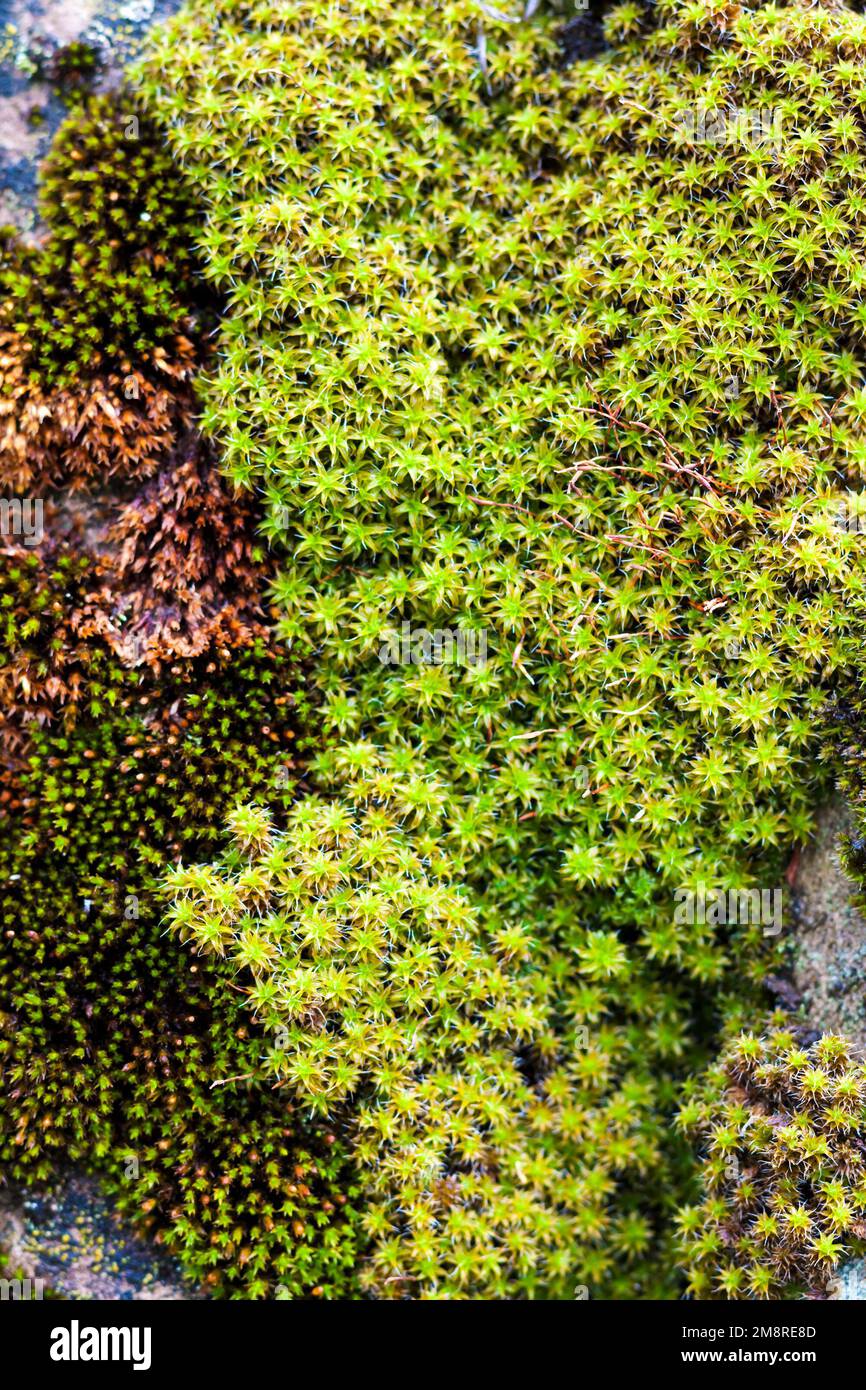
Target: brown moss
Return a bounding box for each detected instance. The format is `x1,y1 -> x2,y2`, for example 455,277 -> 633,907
94,440 -> 271,668
0,329 -> 198,492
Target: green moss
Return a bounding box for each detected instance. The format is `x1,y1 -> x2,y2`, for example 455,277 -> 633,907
164,797 -> 578,1297
0,90 -> 204,389
139,0 -> 866,1296
45,41 -> 103,102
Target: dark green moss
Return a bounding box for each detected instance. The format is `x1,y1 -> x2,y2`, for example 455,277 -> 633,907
0,553 -> 364,1297
0,90 -> 205,389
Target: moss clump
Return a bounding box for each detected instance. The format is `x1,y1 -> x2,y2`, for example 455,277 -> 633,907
25,36 -> 102,100
0,548 -> 364,1296
138,0 -> 866,890
0,51 -> 371,1296
164,791 -> 771,1296
0,84 -> 210,490
141,0 -> 866,1294
0,90 -> 204,390
676,1027 -> 866,1299
44,41 -> 103,100
163,797 -> 579,1298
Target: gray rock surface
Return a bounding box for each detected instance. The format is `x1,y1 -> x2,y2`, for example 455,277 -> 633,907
0,1172 -> 198,1299
791,794 -> 866,1299
791,795 -> 866,1052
